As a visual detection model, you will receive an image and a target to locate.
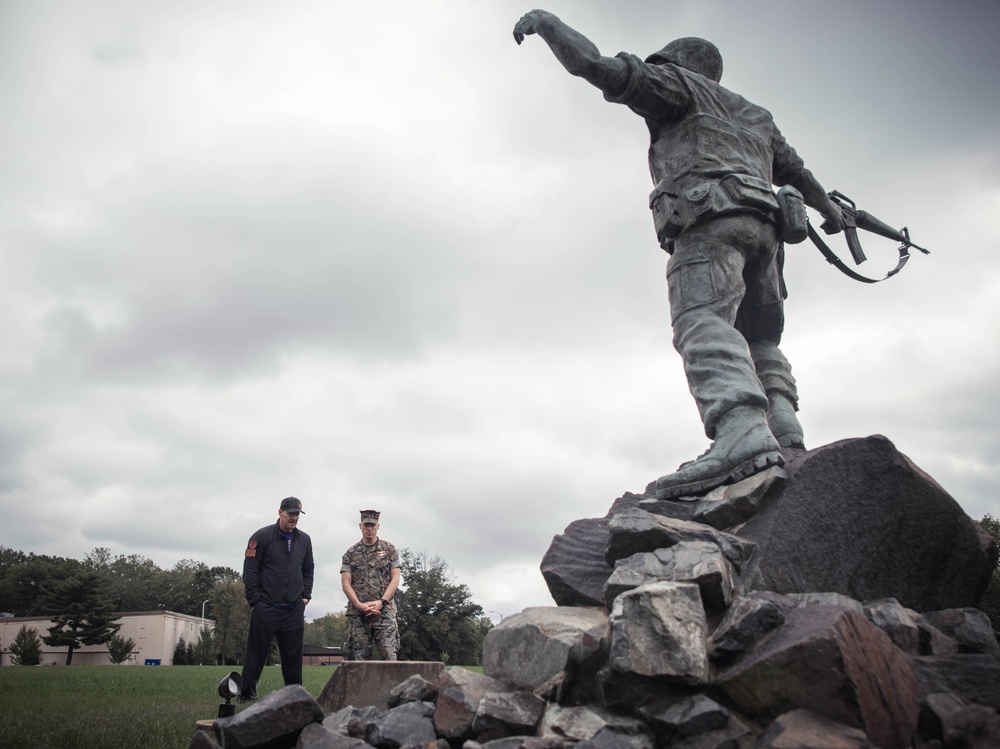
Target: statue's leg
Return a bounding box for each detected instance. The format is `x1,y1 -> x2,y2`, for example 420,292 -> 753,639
750,340 -> 803,448
656,215 -> 783,499
736,243 -> 805,448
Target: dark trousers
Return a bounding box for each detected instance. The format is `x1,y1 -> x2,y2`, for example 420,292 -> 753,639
240,600 -> 304,696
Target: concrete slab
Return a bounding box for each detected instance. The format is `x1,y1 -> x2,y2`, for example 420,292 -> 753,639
317,660 -> 444,713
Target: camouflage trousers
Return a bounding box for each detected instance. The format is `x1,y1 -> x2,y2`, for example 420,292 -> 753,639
347,612 -> 398,661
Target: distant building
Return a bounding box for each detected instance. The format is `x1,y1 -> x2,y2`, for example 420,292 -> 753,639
0,611 -> 213,666
302,643 -> 346,666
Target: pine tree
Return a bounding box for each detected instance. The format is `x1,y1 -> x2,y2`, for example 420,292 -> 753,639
173,637 -> 188,665
195,626 -> 214,665
107,634 -> 136,665
10,624 -> 42,666
41,570 -> 122,665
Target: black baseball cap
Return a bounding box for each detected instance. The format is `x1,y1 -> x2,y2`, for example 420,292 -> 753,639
280,497 -> 304,514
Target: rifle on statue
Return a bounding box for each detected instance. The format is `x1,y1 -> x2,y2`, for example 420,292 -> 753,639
809,190 -> 931,283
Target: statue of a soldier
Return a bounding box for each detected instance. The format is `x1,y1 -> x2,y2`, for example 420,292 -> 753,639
514,10 -> 847,499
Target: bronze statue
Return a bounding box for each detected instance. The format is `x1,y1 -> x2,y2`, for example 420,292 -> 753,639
513,10 -> 847,499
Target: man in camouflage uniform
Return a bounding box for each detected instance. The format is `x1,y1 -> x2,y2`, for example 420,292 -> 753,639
340,510 -> 401,660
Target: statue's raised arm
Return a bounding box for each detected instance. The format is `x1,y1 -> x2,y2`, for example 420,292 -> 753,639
511,11 -> 853,499
513,9 -> 629,97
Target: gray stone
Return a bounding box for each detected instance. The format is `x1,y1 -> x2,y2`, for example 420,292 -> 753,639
473,691 -> 546,743
434,668 -> 509,741
595,667 -> 693,714
539,705 -> 607,741
635,497 -> 698,522
716,606 -> 918,749
607,509 -> 757,574
922,608 -> 1000,655
322,705 -> 382,738
539,492 -> 674,608
604,541 -> 735,613
318,661 -> 444,713
915,615 -> 961,655
541,517 -> 614,607
942,704 -> 1000,749
738,436 -> 997,611
482,607 -> 610,704
609,581 -> 709,684
213,684 -> 324,749
912,654 -> 1000,710
672,715 -> 752,749
638,694 -> 729,743
387,674 -> 439,707
481,738 -> 569,749
863,598 -> 921,654
786,592 -> 863,612
539,705 -> 644,742
709,594 -> 785,661
755,709 -> 876,748
690,466 -> 787,530
364,701 -> 436,748
604,541 -> 734,612
574,727 -> 654,749
917,692 -> 967,741
297,723 -> 371,749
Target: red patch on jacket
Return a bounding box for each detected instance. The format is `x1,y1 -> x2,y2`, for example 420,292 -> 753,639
245,539 -> 257,557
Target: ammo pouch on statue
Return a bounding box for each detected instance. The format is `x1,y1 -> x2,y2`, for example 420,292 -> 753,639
649,174 -> 780,252
775,185 -> 808,244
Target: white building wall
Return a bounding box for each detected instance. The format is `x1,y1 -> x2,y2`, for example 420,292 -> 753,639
0,611 -> 214,666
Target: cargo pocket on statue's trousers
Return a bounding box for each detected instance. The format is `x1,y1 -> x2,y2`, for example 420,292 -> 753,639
666,251 -> 719,323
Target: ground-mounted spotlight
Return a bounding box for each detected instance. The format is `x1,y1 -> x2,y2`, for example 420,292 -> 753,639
216,671 -> 243,718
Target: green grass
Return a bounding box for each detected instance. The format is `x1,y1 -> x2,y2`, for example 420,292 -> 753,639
0,665 -> 335,749
0,663 -> 483,748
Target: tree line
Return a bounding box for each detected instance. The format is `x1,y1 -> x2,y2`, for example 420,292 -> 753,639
978,514 -> 1000,631
1,545 -> 492,666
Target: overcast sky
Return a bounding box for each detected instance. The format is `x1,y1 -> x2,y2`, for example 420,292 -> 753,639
1,0 -> 998,622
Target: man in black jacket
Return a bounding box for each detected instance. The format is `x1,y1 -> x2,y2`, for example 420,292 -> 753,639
238,496 -> 314,702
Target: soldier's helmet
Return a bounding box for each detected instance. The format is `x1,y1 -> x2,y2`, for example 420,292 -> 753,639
645,37 -> 723,82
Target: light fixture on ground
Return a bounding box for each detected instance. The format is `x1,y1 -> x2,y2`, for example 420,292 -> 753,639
216,671 -> 243,718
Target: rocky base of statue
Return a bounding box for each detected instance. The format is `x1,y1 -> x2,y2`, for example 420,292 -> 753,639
187,434 -> 1000,749
542,435 -> 996,611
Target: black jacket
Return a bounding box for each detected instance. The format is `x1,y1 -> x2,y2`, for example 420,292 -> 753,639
242,522 -> 315,607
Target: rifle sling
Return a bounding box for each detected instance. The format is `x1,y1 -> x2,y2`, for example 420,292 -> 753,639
806,222 -> 911,284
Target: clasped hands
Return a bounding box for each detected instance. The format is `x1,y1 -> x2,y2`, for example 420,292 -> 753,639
358,599 -> 385,618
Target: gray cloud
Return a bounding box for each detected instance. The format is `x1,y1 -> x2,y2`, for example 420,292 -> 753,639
1,0 -> 998,619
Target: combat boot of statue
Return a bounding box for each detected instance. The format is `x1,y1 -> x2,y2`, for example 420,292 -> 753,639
655,406 -> 784,500
767,392 -> 805,449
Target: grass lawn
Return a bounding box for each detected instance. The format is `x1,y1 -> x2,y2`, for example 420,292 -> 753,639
0,664 -> 336,749
1,663 -> 481,748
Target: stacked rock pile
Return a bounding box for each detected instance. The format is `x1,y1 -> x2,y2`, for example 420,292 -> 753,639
190,436 -> 1000,748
